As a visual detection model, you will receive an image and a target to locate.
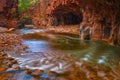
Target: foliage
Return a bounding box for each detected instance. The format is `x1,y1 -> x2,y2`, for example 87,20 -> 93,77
18,0 -> 40,12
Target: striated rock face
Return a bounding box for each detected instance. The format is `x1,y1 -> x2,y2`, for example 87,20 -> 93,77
0,0 -> 18,28
78,0 -> 120,46
44,0 -> 120,46
79,7 -> 120,46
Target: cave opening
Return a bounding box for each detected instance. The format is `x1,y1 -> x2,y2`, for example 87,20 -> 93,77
51,3 -> 83,26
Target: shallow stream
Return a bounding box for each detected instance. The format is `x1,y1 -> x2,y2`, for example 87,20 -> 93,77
0,29 -> 120,80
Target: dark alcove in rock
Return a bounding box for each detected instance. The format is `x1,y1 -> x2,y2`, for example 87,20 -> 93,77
47,3 -> 83,26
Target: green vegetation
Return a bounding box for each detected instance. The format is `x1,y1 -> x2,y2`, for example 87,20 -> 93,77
18,0 -> 40,12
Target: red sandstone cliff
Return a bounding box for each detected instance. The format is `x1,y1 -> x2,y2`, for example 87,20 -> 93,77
0,0 -> 120,45
44,0 -> 120,46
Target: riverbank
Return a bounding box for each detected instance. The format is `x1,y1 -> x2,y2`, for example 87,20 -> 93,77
0,32 -> 25,73
0,52 -> 19,72
40,25 -> 80,35
39,25 -> 118,46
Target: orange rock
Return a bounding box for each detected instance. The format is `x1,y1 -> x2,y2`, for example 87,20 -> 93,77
0,68 -> 6,71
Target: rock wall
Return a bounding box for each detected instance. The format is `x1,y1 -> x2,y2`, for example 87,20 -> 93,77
78,0 -> 120,46
0,0 -> 18,28
18,0 -> 120,45
45,0 -> 120,46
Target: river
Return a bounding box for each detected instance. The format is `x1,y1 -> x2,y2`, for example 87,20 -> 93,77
0,28 -> 120,80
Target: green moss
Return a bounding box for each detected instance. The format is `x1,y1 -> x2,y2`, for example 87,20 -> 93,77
18,0 -> 40,12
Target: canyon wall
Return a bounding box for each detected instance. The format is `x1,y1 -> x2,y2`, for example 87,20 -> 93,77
0,0 -> 120,45
78,0 -> 120,46
44,0 -> 120,46
0,0 -> 18,28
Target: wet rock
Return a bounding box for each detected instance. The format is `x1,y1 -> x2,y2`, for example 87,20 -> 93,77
6,61 -> 13,67
6,65 -> 20,71
48,71 -> 57,76
12,65 -> 20,70
0,54 -> 16,70
3,58 -> 17,68
10,59 -> 18,64
25,69 -> 32,74
32,69 -> 44,75
0,52 -> 19,71
79,25 -> 91,40
22,45 -> 28,50
1,53 -> 8,57
8,57 -> 15,61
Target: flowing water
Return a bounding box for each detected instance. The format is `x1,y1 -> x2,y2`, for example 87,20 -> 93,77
0,29 -> 120,80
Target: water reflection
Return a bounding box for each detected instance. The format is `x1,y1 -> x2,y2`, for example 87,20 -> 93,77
17,29 -> 46,35
23,40 -> 50,52
20,30 -> 120,67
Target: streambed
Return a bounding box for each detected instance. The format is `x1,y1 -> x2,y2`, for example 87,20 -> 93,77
0,29 -> 120,80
